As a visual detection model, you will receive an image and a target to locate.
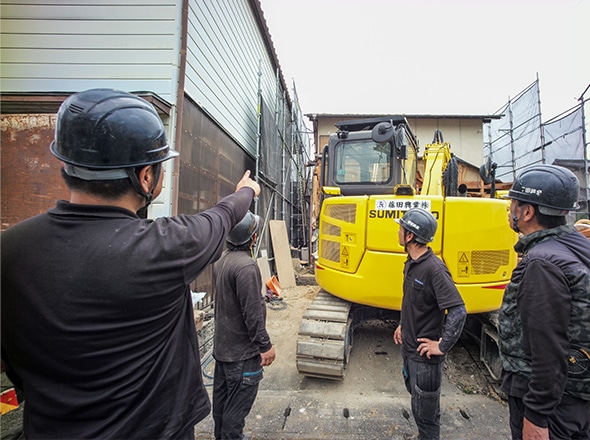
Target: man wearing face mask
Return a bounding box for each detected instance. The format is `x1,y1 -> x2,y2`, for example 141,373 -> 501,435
499,164 -> 590,440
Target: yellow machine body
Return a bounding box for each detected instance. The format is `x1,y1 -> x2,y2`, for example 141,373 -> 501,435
314,119 -> 518,314
315,194 -> 516,313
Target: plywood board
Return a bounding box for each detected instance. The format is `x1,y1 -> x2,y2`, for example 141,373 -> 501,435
269,220 -> 297,288
256,252 -> 272,296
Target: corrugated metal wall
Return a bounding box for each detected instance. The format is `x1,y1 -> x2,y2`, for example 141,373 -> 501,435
185,0 -> 280,158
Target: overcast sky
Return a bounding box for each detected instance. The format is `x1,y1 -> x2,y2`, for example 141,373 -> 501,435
259,0 -> 589,122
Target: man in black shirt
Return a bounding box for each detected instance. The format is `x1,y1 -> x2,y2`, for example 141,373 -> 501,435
1,88 -> 260,439
393,208 -> 466,440
212,211 -> 275,440
499,165 -> 590,440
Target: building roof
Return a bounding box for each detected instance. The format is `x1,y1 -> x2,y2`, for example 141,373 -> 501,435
249,0 -> 291,106
307,113 -> 502,123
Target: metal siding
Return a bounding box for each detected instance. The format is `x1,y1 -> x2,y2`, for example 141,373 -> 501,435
0,1 -> 181,104
185,0 -> 281,157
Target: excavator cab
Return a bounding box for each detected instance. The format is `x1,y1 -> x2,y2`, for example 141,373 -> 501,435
321,117 -> 418,197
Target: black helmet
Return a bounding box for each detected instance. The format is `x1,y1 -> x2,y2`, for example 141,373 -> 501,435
396,208 -> 437,244
508,164 -> 580,215
50,88 -> 178,179
226,211 -> 260,246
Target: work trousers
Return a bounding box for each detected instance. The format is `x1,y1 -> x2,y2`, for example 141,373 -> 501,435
213,355 -> 263,440
508,393 -> 590,440
402,354 -> 444,440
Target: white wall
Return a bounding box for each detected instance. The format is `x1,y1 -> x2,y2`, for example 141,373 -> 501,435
314,115 -> 486,167
0,0 -> 182,104
407,117 -> 485,167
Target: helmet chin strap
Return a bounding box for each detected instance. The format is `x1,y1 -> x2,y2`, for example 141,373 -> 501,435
126,163 -> 161,208
402,230 -> 411,252
510,204 -> 527,233
510,214 -> 520,233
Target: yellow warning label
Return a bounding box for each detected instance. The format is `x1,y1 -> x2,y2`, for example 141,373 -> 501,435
458,252 -> 470,277
341,246 -> 349,268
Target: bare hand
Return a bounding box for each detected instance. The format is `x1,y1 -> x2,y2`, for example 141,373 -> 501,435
416,338 -> 444,359
236,170 -> 260,197
393,325 -> 403,345
260,346 -> 276,367
523,417 -> 549,440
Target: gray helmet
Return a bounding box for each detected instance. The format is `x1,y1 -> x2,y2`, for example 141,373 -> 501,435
396,208 -> 437,244
226,211 -> 260,246
508,164 -> 580,215
50,88 -> 178,180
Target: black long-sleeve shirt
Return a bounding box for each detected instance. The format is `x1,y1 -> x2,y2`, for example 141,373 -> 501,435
400,247 -> 466,363
500,225 -> 590,428
213,249 -> 272,362
1,187 -> 254,440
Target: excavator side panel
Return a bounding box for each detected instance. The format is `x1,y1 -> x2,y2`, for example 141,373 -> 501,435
316,196 -> 369,275
441,197 -> 517,312
316,194 -> 517,313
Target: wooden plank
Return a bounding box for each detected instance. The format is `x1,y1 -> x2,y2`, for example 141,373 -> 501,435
269,220 -> 296,288
256,252 -> 271,296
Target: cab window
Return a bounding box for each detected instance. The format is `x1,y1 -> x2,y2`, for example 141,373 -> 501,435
334,140 -> 392,184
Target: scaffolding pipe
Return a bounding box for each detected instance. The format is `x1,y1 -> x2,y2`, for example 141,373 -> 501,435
579,84 -> 590,218
254,190 -> 276,260
254,58 -> 262,216
508,99 -> 516,180
282,90 -> 287,222
536,73 -> 546,163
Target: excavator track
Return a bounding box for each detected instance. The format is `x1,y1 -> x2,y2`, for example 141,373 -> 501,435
296,290 -> 353,380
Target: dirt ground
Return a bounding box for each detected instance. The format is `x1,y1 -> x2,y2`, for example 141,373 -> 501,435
262,283 -> 501,400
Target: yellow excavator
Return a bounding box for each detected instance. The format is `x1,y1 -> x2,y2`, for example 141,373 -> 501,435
296,117 -> 518,380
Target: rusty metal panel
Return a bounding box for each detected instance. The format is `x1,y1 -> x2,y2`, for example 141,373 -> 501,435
180,97 -> 256,308
1,114 -> 68,232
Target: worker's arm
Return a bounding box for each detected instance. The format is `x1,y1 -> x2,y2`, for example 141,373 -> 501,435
235,170 -> 260,197
260,346 -> 276,367
522,417 -> 550,440
393,324 -> 402,345
416,304 -> 466,358
438,303 -> 467,353
236,263 -> 273,356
